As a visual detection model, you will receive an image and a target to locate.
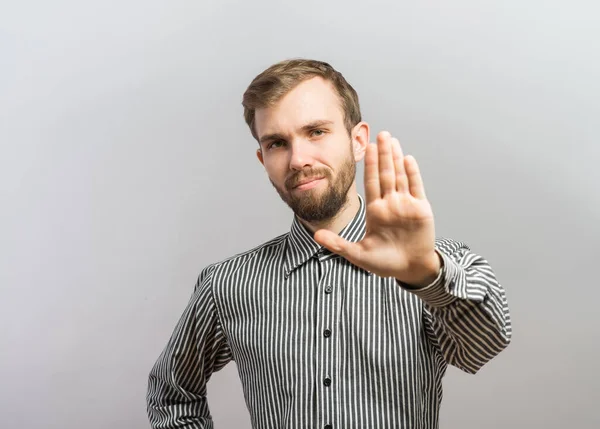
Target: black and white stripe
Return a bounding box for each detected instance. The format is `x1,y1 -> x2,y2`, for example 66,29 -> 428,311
147,194 -> 512,429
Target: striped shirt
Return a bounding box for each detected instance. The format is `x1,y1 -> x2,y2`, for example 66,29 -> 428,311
146,194 -> 512,429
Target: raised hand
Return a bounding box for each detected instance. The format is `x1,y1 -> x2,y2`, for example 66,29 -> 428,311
314,131 -> 441,287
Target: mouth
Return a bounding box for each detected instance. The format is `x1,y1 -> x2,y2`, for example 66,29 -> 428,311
292,177 -> 325,191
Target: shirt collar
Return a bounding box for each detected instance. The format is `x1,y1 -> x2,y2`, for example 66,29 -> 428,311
284,194 -> 367,278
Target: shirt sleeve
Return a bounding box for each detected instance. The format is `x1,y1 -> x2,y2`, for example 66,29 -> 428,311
146,264 -> 233,428
397,238 -> 512,374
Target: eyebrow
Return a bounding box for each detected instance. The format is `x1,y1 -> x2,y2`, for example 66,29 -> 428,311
258,120 -> 335,145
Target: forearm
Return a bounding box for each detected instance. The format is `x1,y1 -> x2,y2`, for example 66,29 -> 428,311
398,238 -> 512,373
146,265 -> 232,428
147,366 -> 213,429
146,305 -> 215,429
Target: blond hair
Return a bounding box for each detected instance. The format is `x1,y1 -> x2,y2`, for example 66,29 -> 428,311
242,58 -> 362,141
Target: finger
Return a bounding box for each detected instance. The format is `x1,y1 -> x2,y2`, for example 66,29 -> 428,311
314,229 -> 364,265
364,142 -> 380,203
404,155 -> 427,199
391,137 -> 408,193
313,229 -> 348,255
377,131 -> 395,196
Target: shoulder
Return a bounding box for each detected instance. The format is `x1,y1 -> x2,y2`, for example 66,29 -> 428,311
196,232 -> 289,288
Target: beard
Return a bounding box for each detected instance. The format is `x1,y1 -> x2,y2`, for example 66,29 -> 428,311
270,145 -> 356,223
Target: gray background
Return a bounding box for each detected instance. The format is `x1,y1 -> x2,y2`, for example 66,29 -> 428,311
1,1 -> 599,428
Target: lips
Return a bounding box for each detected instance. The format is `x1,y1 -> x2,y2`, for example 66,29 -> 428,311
292,177 -> 324,189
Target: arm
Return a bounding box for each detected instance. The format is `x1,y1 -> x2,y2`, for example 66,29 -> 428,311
398,237 -> 512,374
147,264 -> 233,428
311,132 -> 511,373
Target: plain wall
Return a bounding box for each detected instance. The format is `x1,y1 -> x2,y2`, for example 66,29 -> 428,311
1,1 -> 599,428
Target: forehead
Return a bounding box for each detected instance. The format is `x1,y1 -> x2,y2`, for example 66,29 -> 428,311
255,76 -> 344,137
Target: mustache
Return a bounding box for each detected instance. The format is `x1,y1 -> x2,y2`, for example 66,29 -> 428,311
286,169 -> 330,189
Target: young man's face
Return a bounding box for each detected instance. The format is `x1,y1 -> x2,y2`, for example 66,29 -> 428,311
255,77 -> 367,222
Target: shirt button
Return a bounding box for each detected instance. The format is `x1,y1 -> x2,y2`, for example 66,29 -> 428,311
323,329 -> 331,338
324,425 -> 332,429
325,286 -> 333,294
323,377 -> 331,387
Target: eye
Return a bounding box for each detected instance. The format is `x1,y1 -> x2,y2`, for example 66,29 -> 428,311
311,129 -> 325,137
268,140 -> 284,150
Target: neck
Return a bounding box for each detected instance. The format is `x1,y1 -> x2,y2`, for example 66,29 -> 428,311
298,184 -> 361,236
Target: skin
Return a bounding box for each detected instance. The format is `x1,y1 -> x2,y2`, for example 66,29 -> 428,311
255,76 -> 441,288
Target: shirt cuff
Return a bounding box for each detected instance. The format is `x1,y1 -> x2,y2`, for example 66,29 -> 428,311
396,249 -> 460,307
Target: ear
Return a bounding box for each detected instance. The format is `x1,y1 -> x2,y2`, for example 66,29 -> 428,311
256,148 -> 264,166
351,121 -> 370,162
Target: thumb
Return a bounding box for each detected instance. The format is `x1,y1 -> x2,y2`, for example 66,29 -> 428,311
313,229 -> 361,262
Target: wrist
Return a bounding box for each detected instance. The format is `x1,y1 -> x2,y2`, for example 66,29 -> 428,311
396,250 -> 443,288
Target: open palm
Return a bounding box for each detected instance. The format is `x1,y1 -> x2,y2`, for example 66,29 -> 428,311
314,131 -> 440,285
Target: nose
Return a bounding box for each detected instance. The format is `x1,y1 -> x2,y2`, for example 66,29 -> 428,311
288,140 -> 314,171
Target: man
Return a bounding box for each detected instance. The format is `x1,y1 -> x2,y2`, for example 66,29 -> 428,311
146,58 -> 512,429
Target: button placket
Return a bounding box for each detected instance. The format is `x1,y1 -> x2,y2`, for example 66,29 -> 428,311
319,259 -> 337,429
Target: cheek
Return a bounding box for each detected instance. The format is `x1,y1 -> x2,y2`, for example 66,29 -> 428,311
323,138 -> 353,167
328,152 -> 349,173
264,158 -> 288,183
